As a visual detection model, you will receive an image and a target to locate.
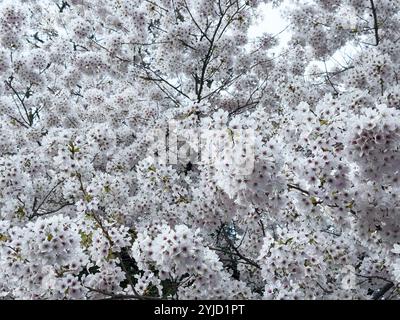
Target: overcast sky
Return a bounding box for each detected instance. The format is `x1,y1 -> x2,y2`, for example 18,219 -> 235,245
248,3 -> 291,51
250,2 -> 359,71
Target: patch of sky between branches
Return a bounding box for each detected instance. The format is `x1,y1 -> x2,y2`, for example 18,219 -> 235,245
249,1 -> 360,79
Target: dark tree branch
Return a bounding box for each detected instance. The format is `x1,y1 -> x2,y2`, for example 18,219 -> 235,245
370,0 -> 380,46
287,183 -> 310,195
86,287 -> 164,300
4,78 -> 35,126
57,1 -> 70,13
373,282 -> 394,300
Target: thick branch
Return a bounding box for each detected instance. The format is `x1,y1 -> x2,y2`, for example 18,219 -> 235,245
370,0 -> 380,46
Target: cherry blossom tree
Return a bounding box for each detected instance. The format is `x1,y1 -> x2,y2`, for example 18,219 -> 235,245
0,0 -> 399,300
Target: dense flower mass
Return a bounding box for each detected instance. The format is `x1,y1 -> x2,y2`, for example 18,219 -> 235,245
0,0 -> 400,300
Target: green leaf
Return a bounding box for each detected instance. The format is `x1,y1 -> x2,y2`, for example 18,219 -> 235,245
310,196 -> 319,206
79,231 -> 93,247
175,196 -> 189,204
319,119 -> 329,126
84,194 -> 93,202
0,233 -> 8,242
285,237 -> 294,245
345,201 -> 354,209
15,207 -> 26,219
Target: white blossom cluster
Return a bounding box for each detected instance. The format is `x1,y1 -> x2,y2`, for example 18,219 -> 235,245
0,0 -> 400,300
